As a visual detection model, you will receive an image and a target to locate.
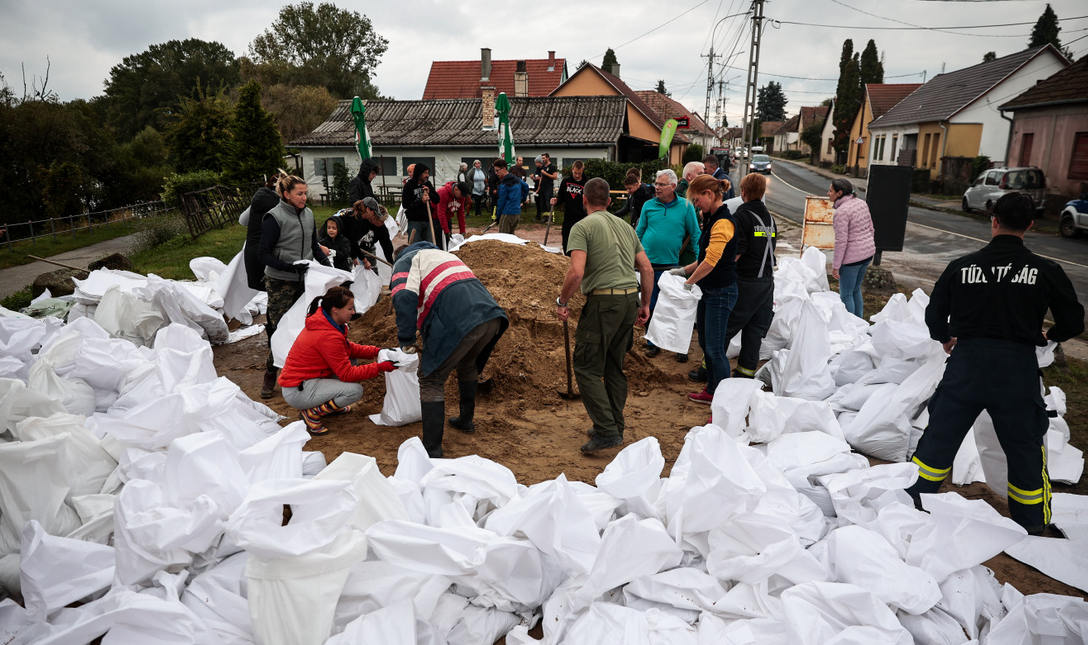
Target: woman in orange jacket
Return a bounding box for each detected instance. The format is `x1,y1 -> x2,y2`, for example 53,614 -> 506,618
278,286 -> 396,435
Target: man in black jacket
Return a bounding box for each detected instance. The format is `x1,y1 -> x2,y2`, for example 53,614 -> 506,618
349,158 -> 380,204
905,192 -> 1084,535
244,176 -> 281,291
401,163 -> 440,244
551,160 -> 588,255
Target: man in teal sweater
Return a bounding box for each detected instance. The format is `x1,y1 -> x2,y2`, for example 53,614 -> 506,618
636,169 -> 702,362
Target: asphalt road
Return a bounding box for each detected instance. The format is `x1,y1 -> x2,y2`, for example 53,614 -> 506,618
736,160 -> 1088,325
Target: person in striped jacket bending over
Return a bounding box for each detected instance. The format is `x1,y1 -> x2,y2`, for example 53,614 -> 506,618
391,242 -> 509,458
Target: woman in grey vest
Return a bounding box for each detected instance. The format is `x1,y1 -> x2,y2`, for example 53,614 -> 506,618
257,173 -> 331,399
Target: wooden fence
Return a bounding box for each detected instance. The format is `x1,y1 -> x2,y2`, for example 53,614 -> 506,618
180,183 -> 258,239
2,201 -> 174,253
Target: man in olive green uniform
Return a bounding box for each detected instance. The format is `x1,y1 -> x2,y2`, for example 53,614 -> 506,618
556,178 -> 654,454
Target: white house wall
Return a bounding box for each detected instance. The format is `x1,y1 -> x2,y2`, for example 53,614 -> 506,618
819,102 -> 836,164
867,124 -> 919,169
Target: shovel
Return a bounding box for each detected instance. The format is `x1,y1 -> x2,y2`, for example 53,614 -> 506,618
559,319 -> 579,399
543,203 -> 555,247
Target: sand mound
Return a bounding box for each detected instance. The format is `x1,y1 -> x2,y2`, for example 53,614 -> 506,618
352,240 -> 681,412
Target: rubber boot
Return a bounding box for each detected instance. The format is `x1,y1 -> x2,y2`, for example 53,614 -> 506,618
261,368 -> 278,399
421,400 -> 446,458
448,380 -> 478,434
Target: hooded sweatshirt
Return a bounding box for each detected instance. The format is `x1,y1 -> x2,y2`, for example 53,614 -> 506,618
401,163 -> 439,223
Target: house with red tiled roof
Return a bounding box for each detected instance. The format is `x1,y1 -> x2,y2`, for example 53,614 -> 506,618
550,63 -> 688,164
799,106 -> 830,156
423,48 -> 567,99
756,121 -> 783,151
868,45 -> 1069,178
1001,54 -> 1088,198
634,91 -> 718,150
845,83 -> 923,175
771,115 -> 801,154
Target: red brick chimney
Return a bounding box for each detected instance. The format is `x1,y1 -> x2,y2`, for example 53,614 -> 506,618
548,51 -> 556,72
514,61 -> 528,98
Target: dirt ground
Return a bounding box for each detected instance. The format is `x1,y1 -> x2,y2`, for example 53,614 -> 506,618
214,220 -> 1087,606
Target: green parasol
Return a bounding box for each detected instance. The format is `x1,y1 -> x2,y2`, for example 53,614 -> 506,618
350,96 -> 372,161
495,92 -> 515,162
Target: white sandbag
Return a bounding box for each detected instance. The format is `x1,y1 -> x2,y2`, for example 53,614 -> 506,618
749,392 -> 846,443
764,431 -> 868,516
19,520 -> 115,621
419,454 -> 520,527
709,378 -> 765,439
334,560 -> 451,632
227,478 -> 359,559
706,512 -> 829,586
190,256 -> 227,283
576,514 -> 683,606
985,591 -> 1088,644
0,378 -> 66,436
164,431 -> 248,521
112,478 -> 226,587
269,262 -> 354,368
0,598 -> 51,645
905,493 -> 1026,583
133,274 -> 230,344
326,602 -> 420,645
26,326 -> 97,415
0,355 -> 26,380
561,602 -> 696,645
1005,536 -> 1088,594
370,349 -> 422,426
800,246 -> 831,293
595,436 -> 665,499
314,452 -> 411,531
179,552 -> 254,645
644,273 -> 701,354
350,263 -> 384,314
484,473 -> 602,576
931,565 -> 1004,641
774,300 -> 836,400
0,433 -> 81,558
92,285 -> 165,346
0,312 -> 51,364
623,567 -> 728,618
246,530 -> 368,645
824,525 -> 940,615
780,581 -> 912,645
71,268 -> 148,303
366,520 -> 494,576
151,323 -> 218,389
15,413 -> 117,498
440,598 -> 521,645
820,463 -> 918,526
216,248 -> 263,326
697,613 -> 788,644
238,423 -> 310,483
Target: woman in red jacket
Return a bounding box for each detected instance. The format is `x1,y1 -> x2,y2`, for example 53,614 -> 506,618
278,286 -> 396,435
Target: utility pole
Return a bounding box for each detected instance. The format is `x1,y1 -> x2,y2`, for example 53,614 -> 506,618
703,47 -> 721,139
740,0 -> 765,178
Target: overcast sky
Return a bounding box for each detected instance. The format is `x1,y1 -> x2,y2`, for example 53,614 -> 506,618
3,0 -> 1086,126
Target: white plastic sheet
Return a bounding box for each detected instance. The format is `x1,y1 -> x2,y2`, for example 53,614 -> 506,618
370,349 -> 422,426
645,273 -> 701,354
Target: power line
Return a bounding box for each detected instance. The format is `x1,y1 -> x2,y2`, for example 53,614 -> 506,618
773,15 -> 1088,35
586,0 -> 711,61
823,0 -> 1017,38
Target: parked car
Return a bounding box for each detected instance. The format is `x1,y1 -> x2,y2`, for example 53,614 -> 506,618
962,166 -> 1046,214
734,147 -> 748,160
1060,193 -> 1088,238
750,154 -> 772,174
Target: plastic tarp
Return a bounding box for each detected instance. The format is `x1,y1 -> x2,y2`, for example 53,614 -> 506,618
645,273 -> 701,354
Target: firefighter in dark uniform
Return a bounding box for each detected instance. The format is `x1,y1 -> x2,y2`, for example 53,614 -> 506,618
906,192 -> 1084,534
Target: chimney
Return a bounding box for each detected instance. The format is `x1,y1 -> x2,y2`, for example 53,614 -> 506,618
611,63 -> 621,78
547,50 -> 556,72
481,86 -> 496,130
481,47 -> 492,81
514,60 -> 528,98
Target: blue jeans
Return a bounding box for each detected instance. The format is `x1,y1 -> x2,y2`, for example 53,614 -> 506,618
838,258 -> 871,318
695,283 -> 738,395
406,220 -> 434,246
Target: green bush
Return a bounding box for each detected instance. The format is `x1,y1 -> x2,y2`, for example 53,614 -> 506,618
830,164 -> 846,174
0,287 -> 33,312
328,161 -> 351,207
682,143 -> 705,165
779,150 -> 806,160
133,211 -> 190,252
969,155 -> 990,181
581,159 -> 670,193
161,170 -> 223,207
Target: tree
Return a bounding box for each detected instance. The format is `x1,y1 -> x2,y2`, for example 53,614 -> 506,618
859,39 -> 884,85
263,83 -> 337,145
602,48 -> 619,73
982,51 -> 997,63
832,39 -> 862,163
756,81 -> 787,122
1029,4 -> 1073,59
249,2 -> 388,99
167,89 -> 234,173
655,79 -> 670,96
226,81 -> 285,183
103,39 -> 240,139
801,124 -> 824,162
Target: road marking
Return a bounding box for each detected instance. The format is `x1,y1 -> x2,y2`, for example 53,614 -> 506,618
769,168 -> 1088,271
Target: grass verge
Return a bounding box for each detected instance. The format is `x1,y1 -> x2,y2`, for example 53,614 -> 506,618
0,222 -> 143,271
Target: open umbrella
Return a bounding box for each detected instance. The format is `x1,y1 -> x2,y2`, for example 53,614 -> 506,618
495,92 -> 515,162
350,96 -> 372,161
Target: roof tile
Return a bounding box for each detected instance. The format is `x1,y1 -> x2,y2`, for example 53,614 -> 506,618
423,58 -> 566,99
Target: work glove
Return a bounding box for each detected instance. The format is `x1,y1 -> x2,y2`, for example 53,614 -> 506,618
682,282 -> 694,292
292,260 -> 309,278
668,267 -> 687,278
399,345 -> 417,355
377,361 -> 397,373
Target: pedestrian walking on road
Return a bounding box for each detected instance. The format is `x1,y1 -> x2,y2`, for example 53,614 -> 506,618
828,178 -> 876,319
557,178 -> 654,454
391,242 -> 509,458
906,192 -> 1084,535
